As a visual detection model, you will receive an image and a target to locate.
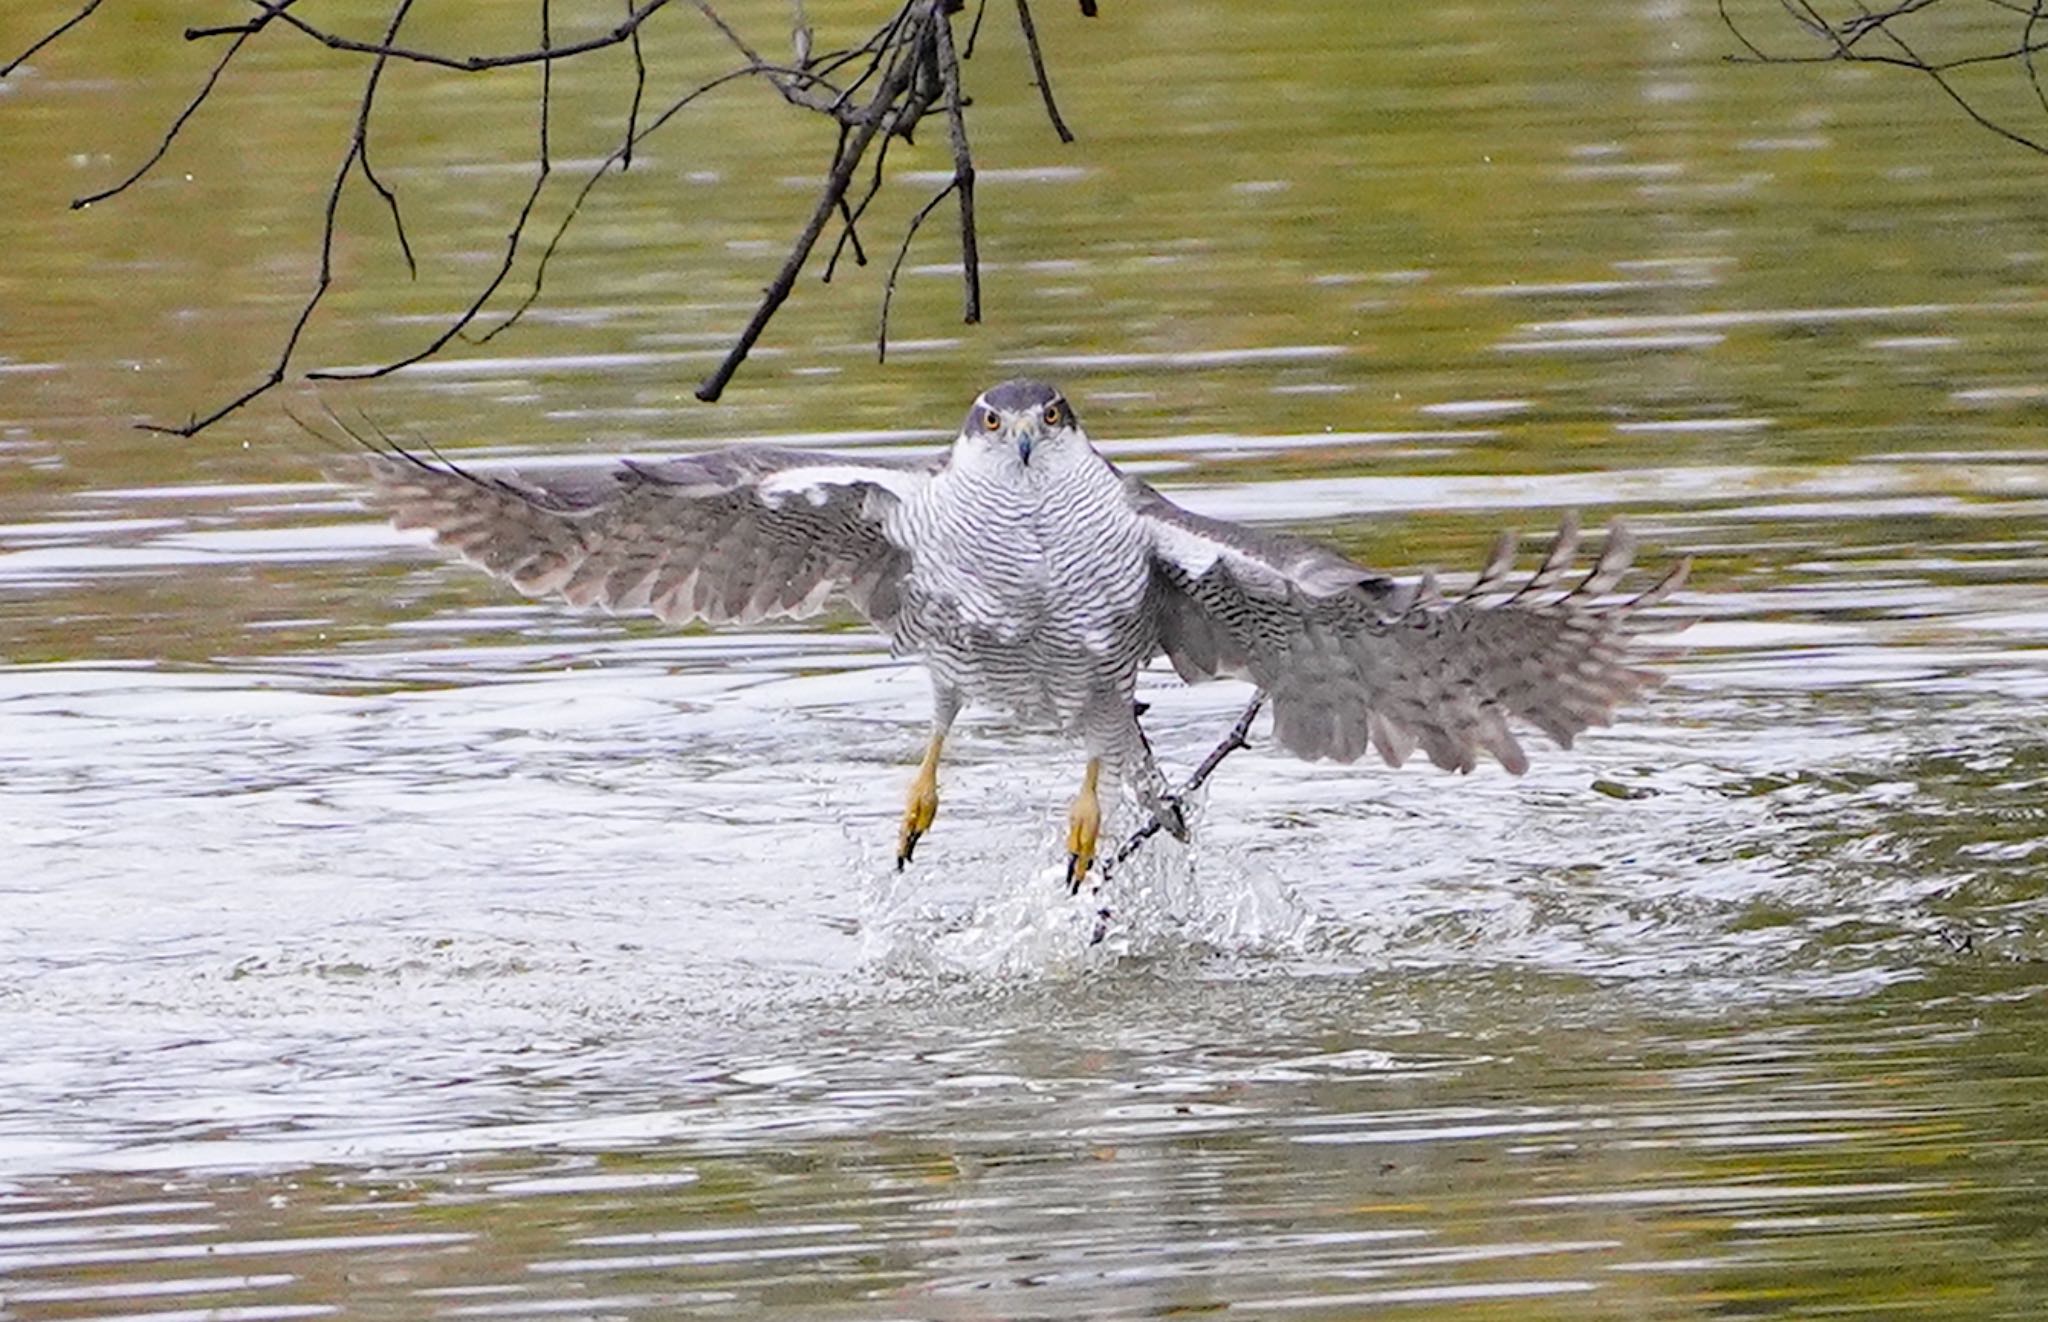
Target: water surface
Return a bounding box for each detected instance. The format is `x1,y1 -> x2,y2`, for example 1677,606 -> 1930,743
2,0 -> 2046,1316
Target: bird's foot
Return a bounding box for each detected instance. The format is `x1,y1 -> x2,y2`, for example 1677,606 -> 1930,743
1064,759 -> 1103,895
895,739 -> 943,870
896,783 -> 938,869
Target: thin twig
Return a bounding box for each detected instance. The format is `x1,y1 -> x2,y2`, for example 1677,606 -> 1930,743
314,0 -> 555,379
791,0 -> 812,68
1718,0 -> 1772,59
1087,690 -> 1268,944
71,0 -> 311,210
931,5 -> 980,325
891,25 -> 943,142
2,0 -> 106,76
963,0 -> 991,57
2027,0 -> 2048,115
834,189 -> 871,271
828,128 -> 898,279
357,0 -> 419,278
827,0 -> 917,111
539,0 -> 553,159
691,0 -> 762,59
696,5 -> 928,401
1727,0 -> 2048,154
1098,691 -> 1268,883
256,0 -> 669,73
138,0 -> 413,435
622,0 -> 648,169
1013,0 -> 1074,142
480,63 -> 766,342
825,33 -> 934,284
877,179 -> 958,360
693,0 -> 859,117
822,122 -> 863,279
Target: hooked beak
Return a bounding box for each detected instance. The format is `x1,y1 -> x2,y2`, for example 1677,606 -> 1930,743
1017,434 -> 1034,466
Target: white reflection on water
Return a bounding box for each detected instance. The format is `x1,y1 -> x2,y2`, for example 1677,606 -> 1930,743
1,445 -> 2040,1185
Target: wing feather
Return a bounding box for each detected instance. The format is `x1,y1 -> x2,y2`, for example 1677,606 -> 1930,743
1132,477 -> 1688,773
348,441 -> 938,632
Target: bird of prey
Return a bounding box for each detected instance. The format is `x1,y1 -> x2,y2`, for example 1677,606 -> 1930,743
350,379 -> 1687,886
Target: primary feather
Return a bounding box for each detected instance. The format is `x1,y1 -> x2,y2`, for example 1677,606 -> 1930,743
357,443 -> 935,630
1138,490 -> 1688,772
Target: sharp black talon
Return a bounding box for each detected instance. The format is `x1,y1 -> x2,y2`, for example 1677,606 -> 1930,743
1159,796 -> 1189,843
1065,854 -> 1084,895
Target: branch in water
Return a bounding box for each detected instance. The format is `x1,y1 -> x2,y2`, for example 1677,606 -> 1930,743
1086,690 -> 1268,946
1096,689 -> 1268,888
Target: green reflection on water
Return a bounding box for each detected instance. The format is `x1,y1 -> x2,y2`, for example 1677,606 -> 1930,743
1,3 -> 2046,1315
3,0 -> 2046,478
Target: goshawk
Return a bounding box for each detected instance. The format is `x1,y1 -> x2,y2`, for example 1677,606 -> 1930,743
354,379 -> 1687,884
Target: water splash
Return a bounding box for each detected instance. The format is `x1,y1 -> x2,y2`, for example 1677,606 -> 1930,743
857,799 -> 1316,980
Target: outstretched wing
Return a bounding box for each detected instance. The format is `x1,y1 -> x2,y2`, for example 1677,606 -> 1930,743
1134,479 -> 1689,773
349,441 -> 940,630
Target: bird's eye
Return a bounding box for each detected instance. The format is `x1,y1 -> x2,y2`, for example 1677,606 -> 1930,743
1044,404 -> 1063,426
981,410 -> 1001,431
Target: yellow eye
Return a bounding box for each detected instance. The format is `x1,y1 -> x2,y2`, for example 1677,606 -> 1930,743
982,410 -> 1001,431
1044,404 -> 1063,425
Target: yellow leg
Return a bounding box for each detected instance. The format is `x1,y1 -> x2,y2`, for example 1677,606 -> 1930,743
1065,758 -> 1103,894
896,731 -> 945,870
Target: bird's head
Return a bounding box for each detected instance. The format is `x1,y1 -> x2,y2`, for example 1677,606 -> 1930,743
956,378 -> 1084,477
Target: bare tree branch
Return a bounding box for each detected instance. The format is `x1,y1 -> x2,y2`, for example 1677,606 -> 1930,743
70,1 -> 312,209
1726,0 -> 2048,154
824,126 -> 901,282
1086,689 -> 1270,942
311,0 -> 556,382
1013,0 -> 1074,143
357,119 -> 418,278
139,0 -> 417,435
248,0 -> 671,73
621,0 -> 648,170
878,179 -> 959,360
73,29 -> 256,209
478,63 -> 768,343
1093,691 -> 1268,892
2,0 -> 106,76
2025,0 -> 2048,116
822,122 -> 876,277
16,0 -> 1087,432
695,4 -> 932,400
932,5 -> 981,324
964,0 -> 992,58
355,0 -> 418,278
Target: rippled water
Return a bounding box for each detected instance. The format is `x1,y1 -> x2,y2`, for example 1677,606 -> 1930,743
5,0 -> 2048,1316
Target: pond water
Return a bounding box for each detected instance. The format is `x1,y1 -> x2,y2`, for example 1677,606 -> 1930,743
2,0 -> 2046,1316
